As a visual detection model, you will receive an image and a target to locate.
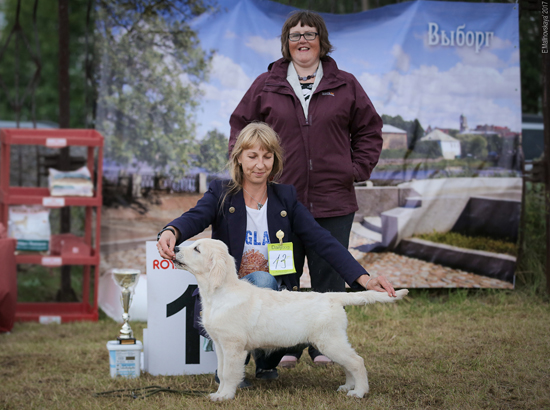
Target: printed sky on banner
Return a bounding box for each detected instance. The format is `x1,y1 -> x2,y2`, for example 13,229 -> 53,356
190,0 -> 520,138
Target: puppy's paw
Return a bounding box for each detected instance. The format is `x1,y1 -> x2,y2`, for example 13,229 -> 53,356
347,389 -> 366,398
209,392 -> 234,402
337,384 -> 353,392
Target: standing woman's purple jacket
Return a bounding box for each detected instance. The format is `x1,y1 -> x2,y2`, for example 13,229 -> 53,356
229,56 -> 383,219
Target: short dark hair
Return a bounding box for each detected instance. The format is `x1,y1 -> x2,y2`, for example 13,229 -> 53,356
280,11 -> 333,61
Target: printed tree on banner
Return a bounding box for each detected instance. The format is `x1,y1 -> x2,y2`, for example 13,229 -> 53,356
95,0 -> 214,177
195,129 -> 229,173
456,134 -> 489,160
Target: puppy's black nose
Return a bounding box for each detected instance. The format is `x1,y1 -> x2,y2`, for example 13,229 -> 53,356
174,246 -> 180,253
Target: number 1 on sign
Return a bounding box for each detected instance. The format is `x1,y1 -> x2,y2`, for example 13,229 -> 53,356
166,284 -> 200,365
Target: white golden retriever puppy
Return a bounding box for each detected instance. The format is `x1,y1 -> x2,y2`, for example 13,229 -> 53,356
173,238 -> 408,401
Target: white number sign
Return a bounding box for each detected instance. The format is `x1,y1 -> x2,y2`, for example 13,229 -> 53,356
144,241 -> 217,375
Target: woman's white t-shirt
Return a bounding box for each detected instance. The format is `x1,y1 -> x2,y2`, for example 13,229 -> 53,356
238,200 -> 270,278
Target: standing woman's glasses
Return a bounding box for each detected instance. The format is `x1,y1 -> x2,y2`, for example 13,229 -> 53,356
288,32 -> 318,41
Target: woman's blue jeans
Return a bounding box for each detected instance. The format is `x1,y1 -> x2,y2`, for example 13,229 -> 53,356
241,270 -> 278,290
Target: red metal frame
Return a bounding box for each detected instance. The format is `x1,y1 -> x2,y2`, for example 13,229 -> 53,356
0,128 -> 104,323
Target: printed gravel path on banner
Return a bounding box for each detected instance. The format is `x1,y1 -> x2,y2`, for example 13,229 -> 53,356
299,229 -> 513,290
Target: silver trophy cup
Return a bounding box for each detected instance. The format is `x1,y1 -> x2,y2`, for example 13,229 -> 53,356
112,269 -> 140,344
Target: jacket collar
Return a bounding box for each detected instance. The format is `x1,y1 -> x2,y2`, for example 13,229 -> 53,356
265,56 -> 346,94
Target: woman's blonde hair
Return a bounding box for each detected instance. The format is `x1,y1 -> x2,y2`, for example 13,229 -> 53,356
227,122 -> 284,195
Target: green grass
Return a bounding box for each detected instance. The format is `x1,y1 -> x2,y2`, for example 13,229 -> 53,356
17,264 -> 87,302
1,289 -> 549,409
374,157 -> 520,178
374,157 -> 487,172
16,264 -> 98,305
515,182 -> 547,295
414,231 -> 517,256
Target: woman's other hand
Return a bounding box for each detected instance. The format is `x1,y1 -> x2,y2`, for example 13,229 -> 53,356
357,274 -> 396,297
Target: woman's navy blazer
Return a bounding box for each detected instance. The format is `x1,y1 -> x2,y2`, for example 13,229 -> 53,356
167,179 -> 369,290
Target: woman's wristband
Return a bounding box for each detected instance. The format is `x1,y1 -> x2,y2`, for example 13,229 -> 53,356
157,226 -> 176,241
365,276 -> 372,290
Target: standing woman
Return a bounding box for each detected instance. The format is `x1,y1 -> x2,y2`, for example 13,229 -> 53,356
229,11 -> 384,366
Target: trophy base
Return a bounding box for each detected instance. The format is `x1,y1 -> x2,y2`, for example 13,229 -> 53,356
107,340 -> 142,378
117,336 -> 137,345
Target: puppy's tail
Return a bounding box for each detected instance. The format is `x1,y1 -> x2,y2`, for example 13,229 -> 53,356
332,289 -> 409,307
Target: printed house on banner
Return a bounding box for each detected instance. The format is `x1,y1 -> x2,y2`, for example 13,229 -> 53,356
381,124 -> 408,150
420,129 -> 461,160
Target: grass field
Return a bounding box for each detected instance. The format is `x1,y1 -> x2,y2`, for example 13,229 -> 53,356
1,289 -> 549,409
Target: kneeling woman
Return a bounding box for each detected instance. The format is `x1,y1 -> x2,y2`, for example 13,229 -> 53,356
157,122 -> 395,380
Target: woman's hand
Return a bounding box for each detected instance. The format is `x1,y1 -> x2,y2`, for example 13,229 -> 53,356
357,274 -> 396,297
157,230 -> 177,260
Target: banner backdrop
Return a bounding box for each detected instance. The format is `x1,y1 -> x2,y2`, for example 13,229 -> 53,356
97,0 -> 521,288
191,0 -> 521,143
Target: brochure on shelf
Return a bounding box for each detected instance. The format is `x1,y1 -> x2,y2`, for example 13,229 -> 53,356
8,205 -> 51,251
48,165 -> 94,197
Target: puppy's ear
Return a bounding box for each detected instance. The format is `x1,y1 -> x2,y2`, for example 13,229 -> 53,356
207,246 -> 230,290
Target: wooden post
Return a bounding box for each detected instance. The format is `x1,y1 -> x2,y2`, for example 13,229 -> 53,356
57,0 -> 77,301
58,0 -> 70,131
